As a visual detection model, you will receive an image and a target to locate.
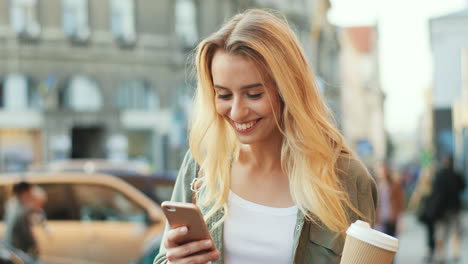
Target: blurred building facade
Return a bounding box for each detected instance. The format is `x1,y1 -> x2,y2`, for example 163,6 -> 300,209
0,0 -> 342,173
309,0 -> 342,124
0,0 -> 197,172
454,48 -> 468,187
418,88 -> 435,167
430,8 -> 468,178
339,26 -> 387,165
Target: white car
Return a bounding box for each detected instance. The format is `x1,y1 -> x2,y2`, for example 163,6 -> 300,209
0,172 -> 166,264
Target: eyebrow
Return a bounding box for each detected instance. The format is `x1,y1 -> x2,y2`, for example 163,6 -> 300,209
214,83 -> 263,90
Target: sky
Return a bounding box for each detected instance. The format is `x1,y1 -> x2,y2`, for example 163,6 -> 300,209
328,0 -> 467,136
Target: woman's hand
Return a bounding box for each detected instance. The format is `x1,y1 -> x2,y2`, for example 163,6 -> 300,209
165,226 -> 220,264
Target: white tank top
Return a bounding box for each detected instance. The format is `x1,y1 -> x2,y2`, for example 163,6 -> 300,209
224,190 -> 298,264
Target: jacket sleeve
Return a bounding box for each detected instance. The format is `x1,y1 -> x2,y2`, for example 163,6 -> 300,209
153,151 -> 199,264
357,168 -> 378,227
339,157 -> 378,227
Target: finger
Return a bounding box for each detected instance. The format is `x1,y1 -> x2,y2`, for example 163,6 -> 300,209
166,239 -> 214,261
164,226 -> 188,248
177,249 -> 220,264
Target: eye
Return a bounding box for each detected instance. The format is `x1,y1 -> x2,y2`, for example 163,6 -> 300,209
247,93 -> 263,99
217,94 -> 232,100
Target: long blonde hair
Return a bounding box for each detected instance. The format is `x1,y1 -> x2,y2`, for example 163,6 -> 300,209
190,9 -> 363,233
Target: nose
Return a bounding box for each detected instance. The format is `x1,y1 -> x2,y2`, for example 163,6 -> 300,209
230,96 -> 248,121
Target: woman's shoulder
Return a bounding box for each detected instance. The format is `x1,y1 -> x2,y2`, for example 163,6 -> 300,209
177,150 -> 203,184
169,150 -> 200,203
335,154 -> 374,185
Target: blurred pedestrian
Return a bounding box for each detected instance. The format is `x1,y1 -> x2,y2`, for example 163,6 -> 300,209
431,155 -> 465,263
375,161 -> 405,237
154,9 -> 377,264
30,186 -> 49,234
4,182 -> 39,259
409,165 -> 436,262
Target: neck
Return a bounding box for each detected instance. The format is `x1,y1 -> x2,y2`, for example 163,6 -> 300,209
240,135 -> 283,172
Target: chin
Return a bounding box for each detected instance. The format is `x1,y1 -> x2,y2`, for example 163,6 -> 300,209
236,134 -> 269,145
237,137 -> 257,145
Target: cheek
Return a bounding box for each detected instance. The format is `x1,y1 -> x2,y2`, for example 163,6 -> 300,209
255,98 -> 277,116
215,100 -> 229,116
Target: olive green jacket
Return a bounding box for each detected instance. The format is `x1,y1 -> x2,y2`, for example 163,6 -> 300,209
154,152 -> 377,264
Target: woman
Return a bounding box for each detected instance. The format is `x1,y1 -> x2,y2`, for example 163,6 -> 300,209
154,9 -> 377,264
409,165 -> 435,262
375,162 -> 404,237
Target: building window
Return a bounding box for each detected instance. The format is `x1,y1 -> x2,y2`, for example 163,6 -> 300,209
0,81 -> 4,108
175,0 -> 198,47
60,76 -> 102,111
9,0 -> 41,38
27,80 -> 41,109
1,73 -> 40,110
110,0 -> 136,45
63,0 -> 90,41
116,80 -> 158,111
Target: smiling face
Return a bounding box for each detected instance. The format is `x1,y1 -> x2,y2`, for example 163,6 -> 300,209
211,50 -> 282,145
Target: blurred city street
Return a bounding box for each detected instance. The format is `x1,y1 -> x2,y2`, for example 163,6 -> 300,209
396,212 -> 468,264
0,0 -> 467,263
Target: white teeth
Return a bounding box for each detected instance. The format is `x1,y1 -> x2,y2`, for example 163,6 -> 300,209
234,120 -> 257,131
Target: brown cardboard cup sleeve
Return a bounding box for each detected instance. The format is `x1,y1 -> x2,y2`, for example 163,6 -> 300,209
340,220 -> 399,264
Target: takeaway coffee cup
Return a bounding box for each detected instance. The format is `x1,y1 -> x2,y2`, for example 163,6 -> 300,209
340,220 -> 399,264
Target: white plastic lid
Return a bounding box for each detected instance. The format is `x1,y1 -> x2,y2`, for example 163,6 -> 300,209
346,220 -> 399,252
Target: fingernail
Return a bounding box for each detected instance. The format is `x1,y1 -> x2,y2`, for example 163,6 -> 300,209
204,240 -> 211,247
179,226 -> 187,233
211,251 -> 219,257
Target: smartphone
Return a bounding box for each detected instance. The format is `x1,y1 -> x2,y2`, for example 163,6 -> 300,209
161,201 -> 212,245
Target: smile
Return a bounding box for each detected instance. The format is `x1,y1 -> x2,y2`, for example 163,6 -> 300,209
232,118 -> 261,133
